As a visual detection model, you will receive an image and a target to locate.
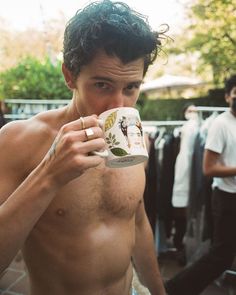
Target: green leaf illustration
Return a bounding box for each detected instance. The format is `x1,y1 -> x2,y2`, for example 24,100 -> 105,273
110,147 -> 129,156
104,111 -> 117,131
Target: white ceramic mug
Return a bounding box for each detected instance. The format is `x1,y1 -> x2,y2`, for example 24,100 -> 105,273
96,107 -> 148,168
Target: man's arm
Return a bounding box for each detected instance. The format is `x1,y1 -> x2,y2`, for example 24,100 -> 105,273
132,201 -> 166,295
0,120 -> 59,273
0,159 -> 57,273
0,116 -> 105,274
203,149 -> 236,177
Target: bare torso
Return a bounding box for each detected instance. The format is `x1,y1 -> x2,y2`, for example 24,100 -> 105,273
17,108 -> 145,295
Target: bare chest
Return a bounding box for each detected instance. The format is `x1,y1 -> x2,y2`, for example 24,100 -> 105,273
40,164 -> 145,227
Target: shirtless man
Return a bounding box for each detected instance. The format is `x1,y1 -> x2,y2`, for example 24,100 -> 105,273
0,1 -> 166,294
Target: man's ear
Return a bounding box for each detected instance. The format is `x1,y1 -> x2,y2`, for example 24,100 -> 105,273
62,63 -> 75,89
225,93 -> 230,104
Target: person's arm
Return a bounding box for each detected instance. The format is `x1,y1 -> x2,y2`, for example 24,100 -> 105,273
132,201 -> 166,295
203,149 -> 236,177
0,116 -> 105,274
0,158 -> 58,273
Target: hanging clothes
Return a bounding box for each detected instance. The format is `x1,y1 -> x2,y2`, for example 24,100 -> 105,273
156,132 -> 180,235
171,118 -> 200,208
143,133 -> 159,235
185,113 -> 218,263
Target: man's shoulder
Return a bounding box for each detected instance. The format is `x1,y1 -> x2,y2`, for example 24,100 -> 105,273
0,109 -> 62,176
216,110 -> 231,121
0,109 -> 61,158
209,111 -> 228,127
206,111 -> 231,144
0,113 -> 51,141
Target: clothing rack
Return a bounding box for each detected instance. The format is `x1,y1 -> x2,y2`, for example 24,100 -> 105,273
196,106 -> 228,112
142,106 -> 229,135
142,121 -> 185,136
196,106 -> 229,120
143,106 -> 229,128
143,120 -> 186,127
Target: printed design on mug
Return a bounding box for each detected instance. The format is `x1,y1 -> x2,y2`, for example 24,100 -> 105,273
104,111 -> 129,157
104,111 -> 117,132
119,115 -> 144,149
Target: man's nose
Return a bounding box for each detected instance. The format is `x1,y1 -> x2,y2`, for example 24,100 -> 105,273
108,91 -> 126,108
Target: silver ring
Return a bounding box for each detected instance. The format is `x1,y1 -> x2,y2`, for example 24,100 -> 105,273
85,128 -> 94,140
80,117 -> 85,130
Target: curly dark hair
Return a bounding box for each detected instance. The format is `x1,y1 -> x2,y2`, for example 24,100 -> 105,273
63,0 -> 164,78
225,74 -> 236,95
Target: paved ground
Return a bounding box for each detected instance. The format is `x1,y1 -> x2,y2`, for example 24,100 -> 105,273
0,252 -> 29,295
1,251 -> 236,295
157,251 -> 236,295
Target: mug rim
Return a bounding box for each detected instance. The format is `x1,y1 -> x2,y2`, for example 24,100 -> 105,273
99,107 -> 139,117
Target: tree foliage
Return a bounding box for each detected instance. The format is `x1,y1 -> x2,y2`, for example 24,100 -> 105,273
0,56 -> 71,100
173,0 -> 236,85
0,16 -> 65,72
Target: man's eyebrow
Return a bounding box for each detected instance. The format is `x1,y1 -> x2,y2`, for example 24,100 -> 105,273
91,76 -> 143,84
91,76 -> 113,82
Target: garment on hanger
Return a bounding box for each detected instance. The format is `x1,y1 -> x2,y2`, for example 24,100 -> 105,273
172,118 -> 200,208
185,111 -> 220,263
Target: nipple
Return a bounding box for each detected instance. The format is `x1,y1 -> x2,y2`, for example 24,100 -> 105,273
56,208 -> 66,217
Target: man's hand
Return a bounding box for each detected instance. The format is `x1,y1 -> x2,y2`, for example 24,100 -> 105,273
42,115 -> 106,187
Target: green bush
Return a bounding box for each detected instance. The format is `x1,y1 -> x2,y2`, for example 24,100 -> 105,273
0,56 -> 71,100
139,89 -> 227,121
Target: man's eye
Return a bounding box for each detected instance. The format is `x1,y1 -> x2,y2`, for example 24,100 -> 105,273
95,82 -> 109,89
126,84 -> 140,91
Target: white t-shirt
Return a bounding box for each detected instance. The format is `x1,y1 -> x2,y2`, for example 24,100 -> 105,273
205,111 -> 236,193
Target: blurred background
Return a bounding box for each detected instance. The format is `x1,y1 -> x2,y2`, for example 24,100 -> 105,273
0,1 -> 236,294
0,0 -> 235,121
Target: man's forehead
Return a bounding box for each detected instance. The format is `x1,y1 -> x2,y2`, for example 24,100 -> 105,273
81,51 -> 144,81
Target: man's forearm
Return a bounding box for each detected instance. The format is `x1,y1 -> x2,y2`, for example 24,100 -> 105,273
132,222 -> 166,295
133,251 -> 166,295
0,163 -> 57,274
204,163 -> 236,178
